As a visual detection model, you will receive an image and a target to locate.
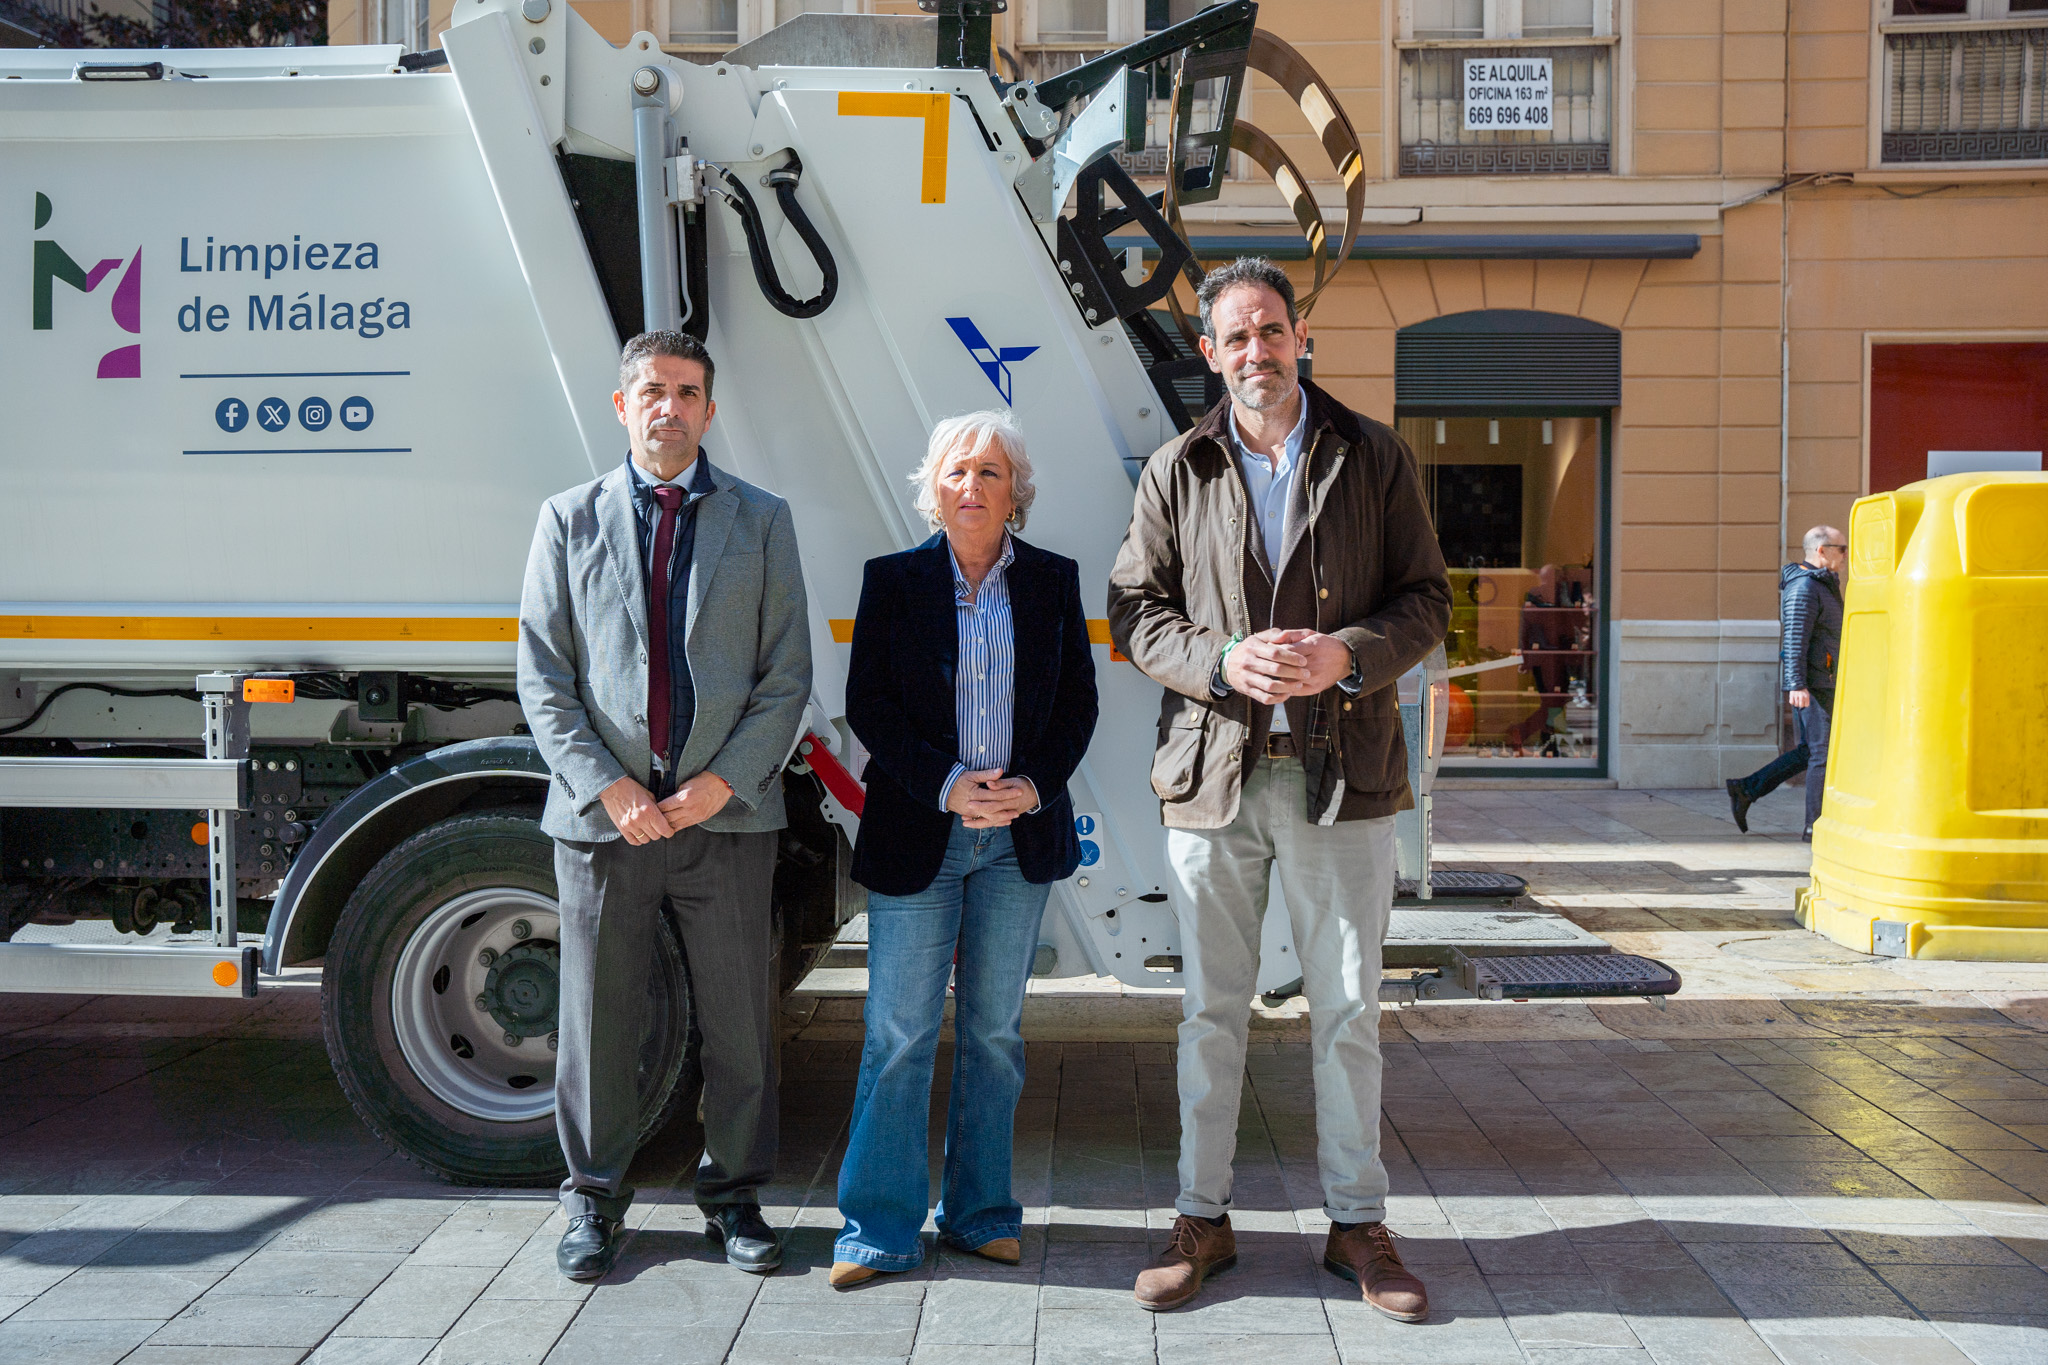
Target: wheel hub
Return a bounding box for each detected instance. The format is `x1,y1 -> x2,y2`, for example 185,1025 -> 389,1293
390,887 -> 562,1123
482,942 -> 559,1038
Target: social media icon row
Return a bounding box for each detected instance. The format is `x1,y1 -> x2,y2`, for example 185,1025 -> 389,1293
216,396 -> 374,434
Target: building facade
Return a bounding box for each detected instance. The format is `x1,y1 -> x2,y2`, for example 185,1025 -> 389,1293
330,0 -> 2048,788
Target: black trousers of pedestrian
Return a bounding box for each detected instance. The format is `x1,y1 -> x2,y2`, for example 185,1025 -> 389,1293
1794,696 -> 1831,834
1733,688 -> 1834,834
552,824 -> 779,1221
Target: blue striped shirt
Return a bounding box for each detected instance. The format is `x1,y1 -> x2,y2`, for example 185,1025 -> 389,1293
939,535 -> 1019,810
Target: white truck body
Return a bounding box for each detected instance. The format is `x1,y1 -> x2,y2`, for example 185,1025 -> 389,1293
0,1 -> 1249,996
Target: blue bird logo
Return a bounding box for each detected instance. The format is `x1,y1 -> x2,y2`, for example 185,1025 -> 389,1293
946,316 -> 1039,405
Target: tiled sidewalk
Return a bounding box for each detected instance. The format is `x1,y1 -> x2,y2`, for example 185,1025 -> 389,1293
2,786 -> 2045,1364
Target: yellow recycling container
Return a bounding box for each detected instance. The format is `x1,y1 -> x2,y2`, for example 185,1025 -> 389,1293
1799,472 -> 2048,961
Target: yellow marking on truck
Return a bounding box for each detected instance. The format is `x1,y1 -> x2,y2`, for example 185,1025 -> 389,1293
837,91 -> 950,203
0,616 -> 516,642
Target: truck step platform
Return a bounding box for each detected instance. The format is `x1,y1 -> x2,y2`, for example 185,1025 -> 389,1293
1394,870 -> 1529,906
1460,951 -> 1682,1001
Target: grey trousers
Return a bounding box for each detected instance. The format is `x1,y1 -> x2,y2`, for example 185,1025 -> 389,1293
1164,756 -> 1396,1225
553,823 -> 779,1221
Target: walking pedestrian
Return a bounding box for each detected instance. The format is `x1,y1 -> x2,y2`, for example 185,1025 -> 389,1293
1726,525 -> 1845,840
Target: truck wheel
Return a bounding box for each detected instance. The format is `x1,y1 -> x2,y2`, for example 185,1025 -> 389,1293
322,812 -> 693,1186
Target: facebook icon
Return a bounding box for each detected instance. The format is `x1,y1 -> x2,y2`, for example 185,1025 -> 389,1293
214,397 -> 248,433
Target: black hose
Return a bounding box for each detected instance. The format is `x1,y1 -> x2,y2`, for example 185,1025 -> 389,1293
678,202 -> 711,343
0,683 -> 199,738
0,673 -> 515,740
712,156 -> 838,320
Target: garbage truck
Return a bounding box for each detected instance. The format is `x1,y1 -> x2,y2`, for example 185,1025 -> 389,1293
0,0 -> 1679,1184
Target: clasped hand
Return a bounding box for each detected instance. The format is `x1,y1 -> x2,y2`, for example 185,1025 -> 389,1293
945,768 -> 1038,829
1224,627 -> 1355,706
601,771 -> 732,844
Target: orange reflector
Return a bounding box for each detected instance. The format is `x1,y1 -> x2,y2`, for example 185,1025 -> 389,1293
243,678 -> 295,703
190,821 -> 209,846
212,961 -> 239,988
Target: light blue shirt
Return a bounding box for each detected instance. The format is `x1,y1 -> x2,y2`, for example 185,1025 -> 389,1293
1229,397 -> 1310,575
939,535 -> 1019,810
1225,398 -> 1309,731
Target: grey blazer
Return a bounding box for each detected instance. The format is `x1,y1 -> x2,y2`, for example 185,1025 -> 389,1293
516,458 -> 813,842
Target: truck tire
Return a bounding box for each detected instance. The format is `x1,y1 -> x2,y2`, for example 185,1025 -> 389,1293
322,811 -> 693,1186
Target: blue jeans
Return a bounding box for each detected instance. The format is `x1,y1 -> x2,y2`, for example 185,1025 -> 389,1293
834,820 -> 1049,1269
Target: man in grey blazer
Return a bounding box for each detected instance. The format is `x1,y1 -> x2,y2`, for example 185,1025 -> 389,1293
518,329 -> 811,1281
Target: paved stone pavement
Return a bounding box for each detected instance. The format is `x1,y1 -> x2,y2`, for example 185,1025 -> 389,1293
4,785 -> 2047,1364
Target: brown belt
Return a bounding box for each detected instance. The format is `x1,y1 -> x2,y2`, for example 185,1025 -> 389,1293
1265,732 -> 1298,759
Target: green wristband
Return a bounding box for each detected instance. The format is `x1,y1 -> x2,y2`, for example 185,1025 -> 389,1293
1218,632 -> 1245,675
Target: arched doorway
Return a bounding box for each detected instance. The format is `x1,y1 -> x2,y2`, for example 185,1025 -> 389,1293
1395,309 -> 1618,774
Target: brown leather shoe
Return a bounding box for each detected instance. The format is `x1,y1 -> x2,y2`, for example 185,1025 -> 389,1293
1133,1215 -> 1236,1312
1325,1222 -> 1428,1322
964,1237 -> 1021,1265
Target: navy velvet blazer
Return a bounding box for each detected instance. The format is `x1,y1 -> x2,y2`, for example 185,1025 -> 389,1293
846,533 -> 1100,898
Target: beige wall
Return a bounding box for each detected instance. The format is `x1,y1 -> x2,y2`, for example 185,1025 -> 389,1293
326,0 -> 2048,782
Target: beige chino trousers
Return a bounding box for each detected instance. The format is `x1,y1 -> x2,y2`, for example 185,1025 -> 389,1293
1165,755 -> 1395,1225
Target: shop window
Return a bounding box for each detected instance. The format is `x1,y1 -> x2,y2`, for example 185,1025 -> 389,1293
1884,1 -> 2048,161
1401,416 -> 1607,770
1400,0 -> 1614,175
1396,309 -> 1615,772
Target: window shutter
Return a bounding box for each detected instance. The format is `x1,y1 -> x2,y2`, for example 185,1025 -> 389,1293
1395,308 -> 1620,408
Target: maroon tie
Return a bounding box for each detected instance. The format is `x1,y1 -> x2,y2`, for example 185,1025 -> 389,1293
646,484 -> 685,771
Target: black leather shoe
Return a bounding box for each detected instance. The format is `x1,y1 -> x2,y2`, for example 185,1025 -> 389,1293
1726,779 -> 1753,834
557,1214 -> 622,1281
703,1203 -> 783,1273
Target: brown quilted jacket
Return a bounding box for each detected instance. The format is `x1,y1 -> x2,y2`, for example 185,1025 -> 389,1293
1107,381 -> 1451,830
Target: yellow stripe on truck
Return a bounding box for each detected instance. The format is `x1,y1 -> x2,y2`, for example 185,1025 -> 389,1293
0,616 -> 517,642
837,91 -> 950,204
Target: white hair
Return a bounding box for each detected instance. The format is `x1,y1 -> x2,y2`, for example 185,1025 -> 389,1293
909,409 -> 1037,533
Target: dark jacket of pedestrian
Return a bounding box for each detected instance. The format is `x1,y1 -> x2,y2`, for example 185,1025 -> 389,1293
1780,560 -> 1842,695
1106,378 -> 1452,830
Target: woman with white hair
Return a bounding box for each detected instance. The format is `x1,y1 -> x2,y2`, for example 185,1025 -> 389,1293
830,410 -> 1098,1286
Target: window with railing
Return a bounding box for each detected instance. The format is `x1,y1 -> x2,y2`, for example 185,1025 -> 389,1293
1399,0 -> 1614,176
664,0 -> 855,56
382,0 -> 431,50
667,0 -> 741,50
1016,1 -> 1230,182
1884,1 -> 2048,162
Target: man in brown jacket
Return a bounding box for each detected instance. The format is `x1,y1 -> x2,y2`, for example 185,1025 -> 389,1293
1108,259 -> 1450,1319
